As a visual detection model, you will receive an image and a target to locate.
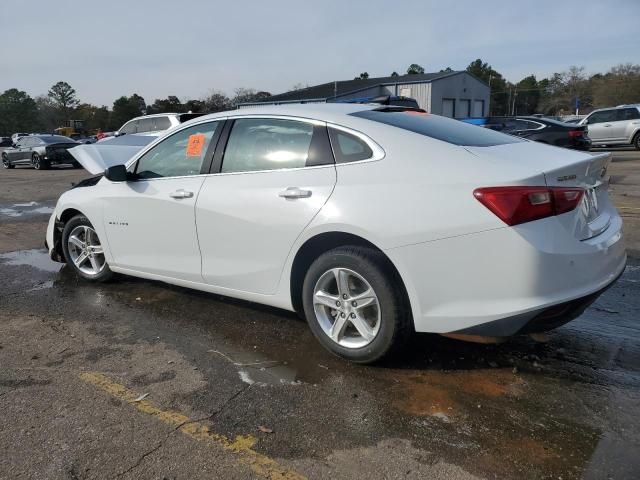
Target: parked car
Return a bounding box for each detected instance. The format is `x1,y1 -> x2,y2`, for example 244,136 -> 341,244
2,134 -> 80,169
579,105 -> 640,149
0,137 -> 13,147
338,95 -> 420,109
109,112 -> 206,139
461,116 -> 591,150
11,132 -> 28,145
46,104 -> 625,363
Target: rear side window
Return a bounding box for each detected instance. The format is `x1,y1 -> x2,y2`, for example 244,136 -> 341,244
329,128 -> 373,163
221,119 -> 314,173
137,118 -> 154,133
350,110 -> 523,147
617,108 -> 640,121
155,116 -> 172,130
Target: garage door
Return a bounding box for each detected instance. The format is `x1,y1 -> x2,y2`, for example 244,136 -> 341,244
473,100 -> 484,117
442,99 -> 455,117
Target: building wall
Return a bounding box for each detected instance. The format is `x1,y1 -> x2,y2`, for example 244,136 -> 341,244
429,73 -> 490,118
388,82 -> 432,111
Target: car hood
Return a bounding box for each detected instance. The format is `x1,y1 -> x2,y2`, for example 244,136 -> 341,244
68,133 -> 160,174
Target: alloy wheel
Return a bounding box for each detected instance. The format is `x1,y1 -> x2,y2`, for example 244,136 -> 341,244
67,225 -> 106,276
313,267 -> 381,348
32,154 -> 41,170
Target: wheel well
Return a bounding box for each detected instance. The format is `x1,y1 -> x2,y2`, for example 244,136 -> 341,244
53,208 -> 84,258
289,232 -> 411,318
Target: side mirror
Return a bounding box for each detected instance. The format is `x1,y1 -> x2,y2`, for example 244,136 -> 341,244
105,164 -> 128,182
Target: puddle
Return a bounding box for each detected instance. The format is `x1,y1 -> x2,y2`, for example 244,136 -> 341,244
0,201 -> 54,218
210,347 -> 303,386
0,249 -> 62,273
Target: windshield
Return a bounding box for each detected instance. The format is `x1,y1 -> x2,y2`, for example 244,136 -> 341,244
350,110 -> 523,147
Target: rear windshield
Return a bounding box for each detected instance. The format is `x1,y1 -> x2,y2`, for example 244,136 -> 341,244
350,110 -> 523,147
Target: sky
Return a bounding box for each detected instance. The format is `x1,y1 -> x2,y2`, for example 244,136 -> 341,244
1,0 -> 638,106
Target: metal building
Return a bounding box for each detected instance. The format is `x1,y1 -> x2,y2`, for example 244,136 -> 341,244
238,71 -> 490,118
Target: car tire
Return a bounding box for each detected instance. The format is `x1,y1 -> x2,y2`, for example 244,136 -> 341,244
32,153 -> 49,170
633,132 -> 640,151
2,154 -> 13,169
302,246 -> 411,364
62,215 -> 114,282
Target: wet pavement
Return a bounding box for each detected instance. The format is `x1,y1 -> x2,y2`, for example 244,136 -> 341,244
1,160 -> 640,479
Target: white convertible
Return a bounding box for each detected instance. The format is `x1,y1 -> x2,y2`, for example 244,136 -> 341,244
47,104 -> 626,362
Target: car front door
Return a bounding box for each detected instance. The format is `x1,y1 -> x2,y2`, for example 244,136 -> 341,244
585,110 -> 616,142
196,117 -> 337,295
99,120 -> 223,281
13,138 -> 32,164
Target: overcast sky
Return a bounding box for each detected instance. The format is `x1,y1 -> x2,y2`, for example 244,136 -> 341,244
1,0 -> 638,106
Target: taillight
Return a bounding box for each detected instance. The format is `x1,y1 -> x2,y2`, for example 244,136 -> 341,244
568,130 -> 583,138
473,186 -> 584,226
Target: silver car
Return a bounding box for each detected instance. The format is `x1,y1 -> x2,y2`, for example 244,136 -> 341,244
580,104 -> 640,149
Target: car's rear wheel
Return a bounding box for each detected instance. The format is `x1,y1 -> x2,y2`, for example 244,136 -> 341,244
62,215 -> 113,282
32,153 -> 49,170
2,154 -> 13,169
633,132 -> 640,151
302,246 -> 411,363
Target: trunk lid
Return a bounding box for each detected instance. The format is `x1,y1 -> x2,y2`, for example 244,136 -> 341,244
465,141 -> 613,240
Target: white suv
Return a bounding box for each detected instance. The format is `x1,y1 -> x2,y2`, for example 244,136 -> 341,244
116,113 -> 205,136
580,105 -> 640,149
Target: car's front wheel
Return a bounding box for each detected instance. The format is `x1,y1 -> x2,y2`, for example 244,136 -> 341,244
62,215 -> 113,282
633,132 -> 640,151
2,154 -> 13,169
302,246 -> 411,363
32,153 -> 49,170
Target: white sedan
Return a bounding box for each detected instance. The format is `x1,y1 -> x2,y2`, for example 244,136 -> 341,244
46,104 -> 626,363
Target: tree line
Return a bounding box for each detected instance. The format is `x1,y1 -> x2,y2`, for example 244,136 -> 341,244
1,59 -> 638,136
0,83 -> 271,136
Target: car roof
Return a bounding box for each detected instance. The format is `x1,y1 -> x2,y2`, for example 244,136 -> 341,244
195,103 -> 378,125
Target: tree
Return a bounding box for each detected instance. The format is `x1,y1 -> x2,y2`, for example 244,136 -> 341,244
514,75 -> 540,115
466,59 -> 510,115
35,95 -> 58,132
291,83 -> 309,91
230,88 -> 271,107
0,89 -> 40,136
591,63 -> 640,107
111,94 -> 146,128
354,72 -> 369,80
537,66 -> 592,115
184,99 -> 205,113
203,91 -> 231,112
406,64 -> 425,75
440,67 -> 453,73
47,81 -> 79,124
147,96 -> 183,114
390,71 -> 399,77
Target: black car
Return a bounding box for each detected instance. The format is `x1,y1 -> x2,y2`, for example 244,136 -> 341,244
2,135 -> 81,170
486,116 -> 591,151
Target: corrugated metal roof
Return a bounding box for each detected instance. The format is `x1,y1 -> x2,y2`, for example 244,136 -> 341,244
255,71 -> 464,103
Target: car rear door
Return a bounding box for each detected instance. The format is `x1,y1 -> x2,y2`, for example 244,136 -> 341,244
99,120 -> 223,281
196,117 -> 336,295
613,108 -> 640,142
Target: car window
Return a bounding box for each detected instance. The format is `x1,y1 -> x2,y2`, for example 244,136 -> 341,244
617,108 -> 640,121
135,121 -> 221,179
136,118 -> 154,133
20,137 -> 34,147
587,110 -> 616,125
120,120 -> 138,135
155,116 -> 172,130
221,118 -> 314,173
329,128 -> 373,163
351,110 -> 522,147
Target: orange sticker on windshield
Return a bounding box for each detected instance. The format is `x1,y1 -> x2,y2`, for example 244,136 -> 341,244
186,133 -> 206,157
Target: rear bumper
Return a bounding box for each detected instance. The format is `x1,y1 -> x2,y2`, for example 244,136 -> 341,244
386,212 -> 626,334
452,265 -> 624,336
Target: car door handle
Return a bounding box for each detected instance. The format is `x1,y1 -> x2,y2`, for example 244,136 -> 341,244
169,189 -> 194,199
279,187 -> 312,199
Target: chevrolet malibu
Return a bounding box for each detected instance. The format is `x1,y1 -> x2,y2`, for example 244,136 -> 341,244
46,104 -> 626,363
